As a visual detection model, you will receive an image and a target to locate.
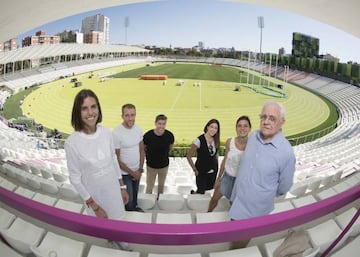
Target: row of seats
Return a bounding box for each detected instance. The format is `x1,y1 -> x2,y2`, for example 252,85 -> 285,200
2,157 -> 359,216
0,163 -> 81,202
1,202 -> 359,257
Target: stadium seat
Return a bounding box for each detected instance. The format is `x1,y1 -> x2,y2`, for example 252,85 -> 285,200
123,211 -> 153,223
195,211 -> 230,223
176,185 -> 193,195
32,193 -> 58,206
29,165 -> 42,176
320,174 -> 335,188
0,207 -> 15,229
0,217 -> 45,254
52,172 -> 69,183
213,197 -> 231,211
332,171 -> 343,183
291,194 -> 317,208
306,179 -> 322,192
148,254 -> 201,257
156,213 -> 192,224
137,193 -> 156,210
316,187 -> 338,200
27,176 -> 42,190
287,184 -> 308,198
40,168 -> 53,179
270,200 -> 294,214
329,234 -> 360,257
158,194 -> 185,211
0,179 -> 18,191
39,179 -> 60,194
87,245 -> 140,257
4,166 -> 17,179
344,175 -> 360,187
31,231 -> 86,257
307,219 -> 348,253
333,181 -> 353,193
58,183 -> 81,201
0,240 -> 23,257
14,170 -> 31,185
208,245 -> 262,257
54,199 -> 84,213
334,207 -> 360,237
186,193 -> 211,211
264,236 -> 320,257
14,186 -> 35,199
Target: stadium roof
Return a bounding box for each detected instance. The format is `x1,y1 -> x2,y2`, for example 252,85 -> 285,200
0,44 -> 149,64
0,0 -> 359,44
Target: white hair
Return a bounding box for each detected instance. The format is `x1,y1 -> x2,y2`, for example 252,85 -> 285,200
262,101 -> 286,121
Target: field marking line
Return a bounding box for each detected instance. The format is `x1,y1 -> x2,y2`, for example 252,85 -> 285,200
170,82 -> 186,112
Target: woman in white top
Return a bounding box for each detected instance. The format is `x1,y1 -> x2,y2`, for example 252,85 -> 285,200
65,89 -> 128,219
208,116 -> 251,212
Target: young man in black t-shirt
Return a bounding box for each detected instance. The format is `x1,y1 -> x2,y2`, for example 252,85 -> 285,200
143,114 -> 174,198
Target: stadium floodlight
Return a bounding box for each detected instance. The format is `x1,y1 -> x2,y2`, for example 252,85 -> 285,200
283,65 -> 289,83
124,16 -> 129,45
257,16 -> 264,62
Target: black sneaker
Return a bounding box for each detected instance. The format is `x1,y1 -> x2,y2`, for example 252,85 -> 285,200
190,190 -> 196,194
134,206 -> 144,212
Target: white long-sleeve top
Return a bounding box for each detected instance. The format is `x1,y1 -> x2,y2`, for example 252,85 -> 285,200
65,125 -> 125,219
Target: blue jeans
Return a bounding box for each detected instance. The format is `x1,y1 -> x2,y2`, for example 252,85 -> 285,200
122,174 -> 140,211
219,171 -> 236,199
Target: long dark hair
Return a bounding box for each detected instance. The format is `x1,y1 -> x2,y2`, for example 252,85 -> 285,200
71,89 -> 102,131
203,118 -> 220,149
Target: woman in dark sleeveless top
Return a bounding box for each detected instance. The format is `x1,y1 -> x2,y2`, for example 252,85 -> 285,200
186,119 -> 220,194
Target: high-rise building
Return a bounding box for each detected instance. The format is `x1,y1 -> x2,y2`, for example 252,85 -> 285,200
22,30 -> 60,47
278,47 -> 285,56
57,30 -> 83,44
81,14 -> 109,44
198,41 -> 205,50
292,32 -> 319,58
0,38 -> 17,52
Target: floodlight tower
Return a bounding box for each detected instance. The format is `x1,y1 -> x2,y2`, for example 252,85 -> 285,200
257,16 -> 264,62
124,16 -> 129,45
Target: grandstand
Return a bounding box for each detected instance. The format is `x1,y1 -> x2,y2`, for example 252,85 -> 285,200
0,54 -> 359,256
0,44 -> 151,93
1,0 -> 360,256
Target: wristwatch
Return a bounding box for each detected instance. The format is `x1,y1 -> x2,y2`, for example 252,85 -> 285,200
120,185 -> 127,190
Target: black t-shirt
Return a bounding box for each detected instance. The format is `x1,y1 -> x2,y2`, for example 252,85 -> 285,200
143,129 -> 174,168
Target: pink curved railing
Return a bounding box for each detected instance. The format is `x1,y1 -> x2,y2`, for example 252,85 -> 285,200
0,185 -> 359,245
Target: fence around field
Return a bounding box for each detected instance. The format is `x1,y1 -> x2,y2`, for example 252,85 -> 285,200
287,123 -> 338,146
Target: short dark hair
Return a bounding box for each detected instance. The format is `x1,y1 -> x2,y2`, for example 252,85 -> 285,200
155,114 -> 167,122
122,103 -> 136,115
71,89 -> 102,131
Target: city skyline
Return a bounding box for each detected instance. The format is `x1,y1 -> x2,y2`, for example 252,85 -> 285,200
17,0 -> 360,63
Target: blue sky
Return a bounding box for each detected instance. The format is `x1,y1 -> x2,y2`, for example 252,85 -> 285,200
18,0 -> 360,63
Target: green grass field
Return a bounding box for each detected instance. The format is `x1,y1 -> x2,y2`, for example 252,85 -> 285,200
20,62 -> 333,145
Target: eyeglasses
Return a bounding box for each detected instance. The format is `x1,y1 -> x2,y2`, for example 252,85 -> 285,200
259,114 -> 277,123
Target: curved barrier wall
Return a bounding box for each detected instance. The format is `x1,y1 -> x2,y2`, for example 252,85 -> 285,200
0,185 -> 359,245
